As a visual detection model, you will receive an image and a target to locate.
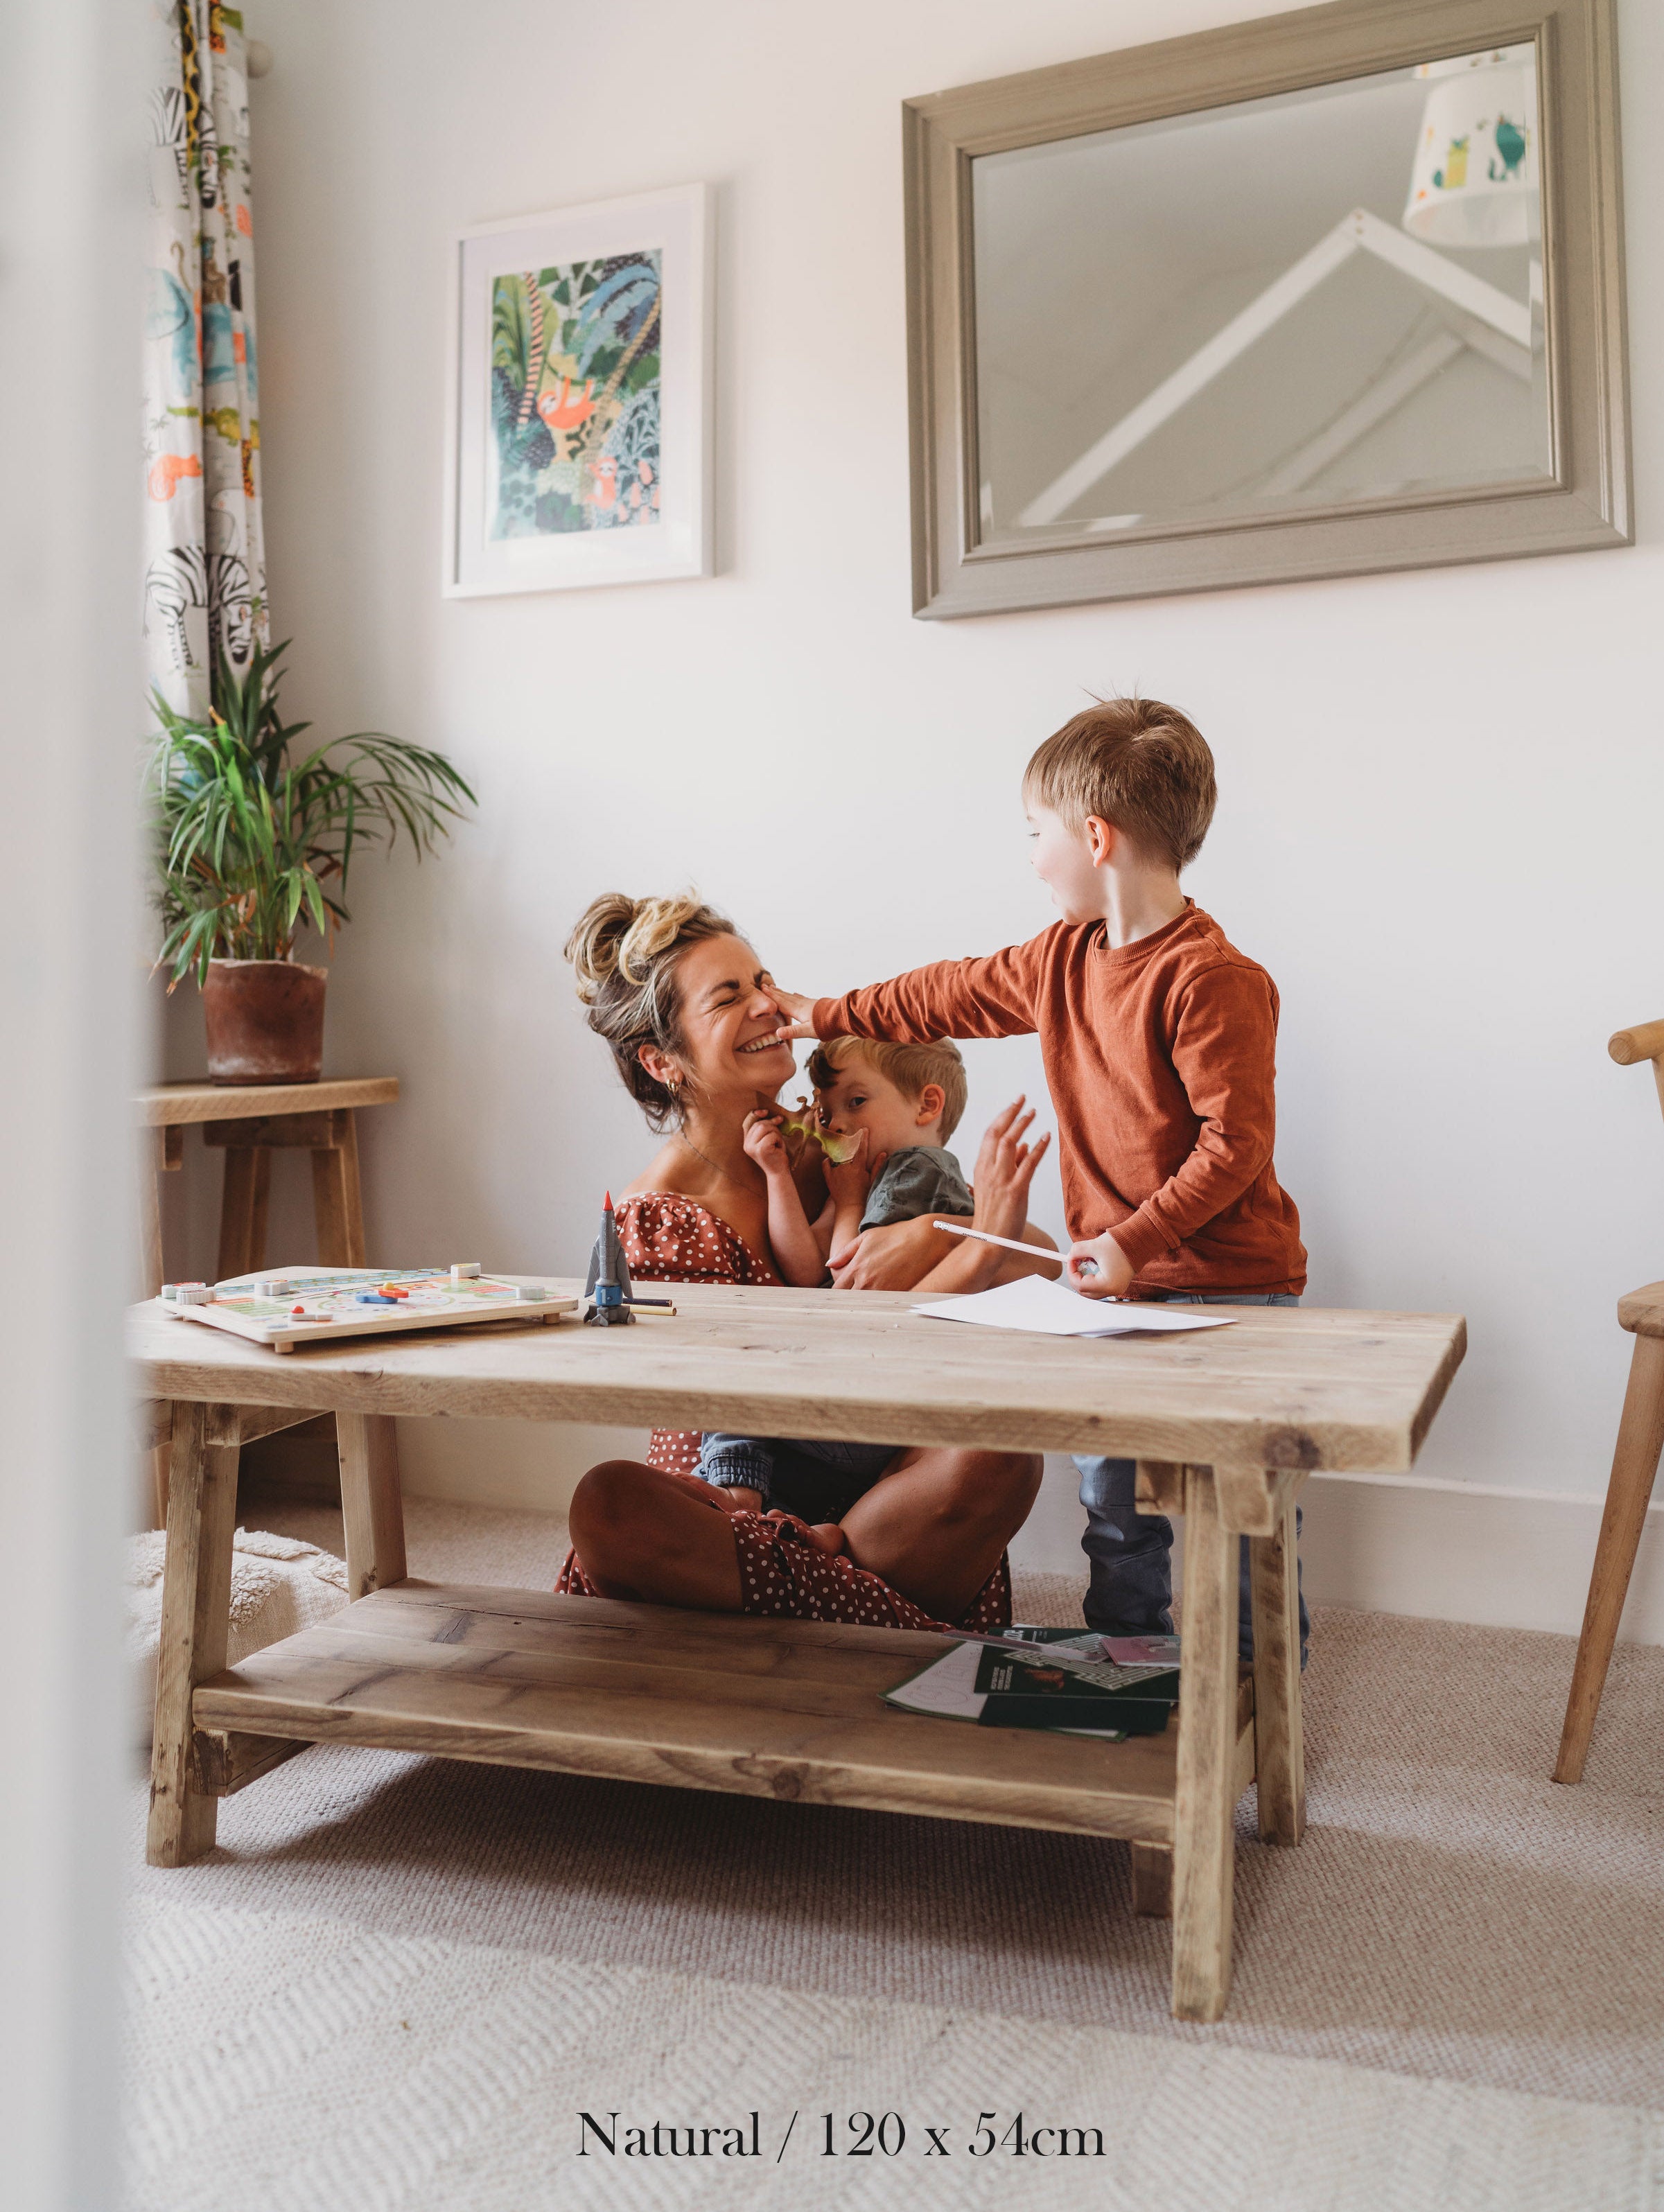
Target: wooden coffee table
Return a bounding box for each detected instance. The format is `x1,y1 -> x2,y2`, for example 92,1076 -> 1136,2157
132,1282 -> 1464,2021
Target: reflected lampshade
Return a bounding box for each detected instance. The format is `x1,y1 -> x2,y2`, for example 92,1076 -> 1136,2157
1403,46 -> 1539,249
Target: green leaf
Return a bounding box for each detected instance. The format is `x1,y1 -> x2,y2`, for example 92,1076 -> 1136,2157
146,646 -> 475,981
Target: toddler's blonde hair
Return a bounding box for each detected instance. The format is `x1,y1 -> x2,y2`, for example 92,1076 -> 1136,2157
807,1035 -> 967,1144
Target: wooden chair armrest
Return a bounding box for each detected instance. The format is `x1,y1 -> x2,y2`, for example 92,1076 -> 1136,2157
1609,1019 -> 1664,1065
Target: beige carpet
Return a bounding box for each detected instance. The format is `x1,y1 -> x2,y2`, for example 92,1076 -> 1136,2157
123,1492 -> 1664,2208
123,1897 -> 1662,2212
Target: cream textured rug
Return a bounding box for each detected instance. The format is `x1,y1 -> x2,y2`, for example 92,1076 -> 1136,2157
123,1897 -> 1661,2212
126,1525 -> 349,1744
123,1493 -> 1664,2208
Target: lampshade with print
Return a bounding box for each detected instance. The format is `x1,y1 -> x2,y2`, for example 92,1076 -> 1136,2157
1403,46 -> 1540,249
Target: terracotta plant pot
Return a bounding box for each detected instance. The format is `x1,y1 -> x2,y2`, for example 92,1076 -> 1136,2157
202,959 -> 328,1085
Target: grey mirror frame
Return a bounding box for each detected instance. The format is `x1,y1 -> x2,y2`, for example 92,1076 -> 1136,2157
904,0 -> 1631,618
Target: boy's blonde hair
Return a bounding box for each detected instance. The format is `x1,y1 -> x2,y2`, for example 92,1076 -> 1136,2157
1025,695 -> 1216,872
807,1035 -> 967,1144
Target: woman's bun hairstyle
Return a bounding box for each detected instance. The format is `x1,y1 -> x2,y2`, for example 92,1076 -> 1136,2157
564,891 -> 738,1129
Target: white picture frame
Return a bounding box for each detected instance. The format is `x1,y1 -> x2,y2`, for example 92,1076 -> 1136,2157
443,182 -> 712,597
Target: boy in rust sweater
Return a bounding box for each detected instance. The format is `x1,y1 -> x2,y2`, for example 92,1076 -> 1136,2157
771,696 -> 1308,1659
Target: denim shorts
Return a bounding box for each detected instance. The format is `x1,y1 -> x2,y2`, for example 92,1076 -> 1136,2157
696,1432 -> 899,1522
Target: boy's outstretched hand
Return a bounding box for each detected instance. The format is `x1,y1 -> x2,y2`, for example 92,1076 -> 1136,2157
764,987 -> 819,1042
1066,1230 -> 1136,1299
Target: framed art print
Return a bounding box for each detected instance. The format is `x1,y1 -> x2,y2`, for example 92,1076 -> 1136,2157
444,182 -> 712,596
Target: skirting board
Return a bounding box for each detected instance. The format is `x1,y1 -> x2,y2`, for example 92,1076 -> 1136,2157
383,1428 -> 1664,1648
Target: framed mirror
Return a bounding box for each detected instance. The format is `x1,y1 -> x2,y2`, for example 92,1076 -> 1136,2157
904,0 -> 1629,617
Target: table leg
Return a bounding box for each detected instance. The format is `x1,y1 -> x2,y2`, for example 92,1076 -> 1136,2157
1554,1332 -> 1664,1784
216,1146 -> 271,1280
148,1402 -> 241,1866
338,1410 -> 406,1597
1250,1482 -> 1306,1845
1172,1462 -> 1240,2021
1131,1841 -> 1173,1918
312,1109 -> 367,1267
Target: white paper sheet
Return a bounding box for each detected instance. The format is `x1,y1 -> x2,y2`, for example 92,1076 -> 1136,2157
911,1273 -> 1238,1338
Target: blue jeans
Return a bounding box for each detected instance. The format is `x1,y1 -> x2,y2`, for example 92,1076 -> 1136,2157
697,1433 -> 897,1522
1073,1292 -> 1309,1666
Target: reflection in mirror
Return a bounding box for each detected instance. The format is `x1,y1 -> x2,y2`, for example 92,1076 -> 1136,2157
972,46 -> 1550,541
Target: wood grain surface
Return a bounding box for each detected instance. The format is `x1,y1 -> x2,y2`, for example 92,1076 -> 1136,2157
190,1583 -> 1256,1844
132,1283 -> 1465,1472
137,1076 -> 400,1127
1554,1331 -> 1664,1784
148,1403 -> 242,1865
1171,1464 -> 1242,2021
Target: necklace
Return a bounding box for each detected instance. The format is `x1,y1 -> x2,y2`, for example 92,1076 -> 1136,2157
676,1127 -> 746,1189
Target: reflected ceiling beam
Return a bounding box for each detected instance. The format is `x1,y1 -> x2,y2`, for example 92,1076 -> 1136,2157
1254,330 -> 1463,498
1018,208 -> 1535,527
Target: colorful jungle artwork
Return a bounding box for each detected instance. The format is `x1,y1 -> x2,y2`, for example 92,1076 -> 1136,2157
489,253 -> 662,538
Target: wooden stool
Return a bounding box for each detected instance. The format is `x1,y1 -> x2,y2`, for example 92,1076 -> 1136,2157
137,1076 -> 399,1523
1554,1022 -> 1664,1784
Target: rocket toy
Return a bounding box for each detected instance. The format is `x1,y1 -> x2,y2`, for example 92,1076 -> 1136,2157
583,1192 -> 636,1324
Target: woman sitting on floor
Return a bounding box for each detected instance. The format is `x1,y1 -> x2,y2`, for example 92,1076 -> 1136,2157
556,891 -> 1055,1631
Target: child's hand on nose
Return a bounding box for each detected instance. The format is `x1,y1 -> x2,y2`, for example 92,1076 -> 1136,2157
764,988 -> 818,1042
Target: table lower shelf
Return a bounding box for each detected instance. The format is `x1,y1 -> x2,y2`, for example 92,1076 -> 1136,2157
190,1581 -> 1255,1844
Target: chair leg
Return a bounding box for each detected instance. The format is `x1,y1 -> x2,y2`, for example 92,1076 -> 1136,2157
1554,1332 -> 1664,1784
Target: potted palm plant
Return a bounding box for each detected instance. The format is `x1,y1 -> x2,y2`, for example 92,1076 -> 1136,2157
150,642 -> 476,1082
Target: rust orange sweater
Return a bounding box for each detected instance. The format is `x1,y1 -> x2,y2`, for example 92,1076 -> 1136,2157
813,901 -> 1306,1295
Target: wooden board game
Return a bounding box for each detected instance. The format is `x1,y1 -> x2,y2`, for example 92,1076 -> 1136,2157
161,1267 -> 577,1353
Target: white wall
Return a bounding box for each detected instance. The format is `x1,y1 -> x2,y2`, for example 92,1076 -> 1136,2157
165,0 -> 1664,1632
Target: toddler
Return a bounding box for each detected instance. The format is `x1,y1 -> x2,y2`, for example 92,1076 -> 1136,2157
693,1037 -> 974,1522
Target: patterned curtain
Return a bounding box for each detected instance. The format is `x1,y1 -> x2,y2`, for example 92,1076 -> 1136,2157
143,1 -> 267,718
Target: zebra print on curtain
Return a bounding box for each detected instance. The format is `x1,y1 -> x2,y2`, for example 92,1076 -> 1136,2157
143,0 -> 268,717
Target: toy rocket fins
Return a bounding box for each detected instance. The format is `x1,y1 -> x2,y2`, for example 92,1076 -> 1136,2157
583,1191 -> 636,1324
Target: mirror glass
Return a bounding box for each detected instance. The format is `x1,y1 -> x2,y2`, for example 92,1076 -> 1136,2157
972,46 -> 1550,540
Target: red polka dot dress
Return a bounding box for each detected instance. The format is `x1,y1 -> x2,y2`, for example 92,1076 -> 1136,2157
555,1193 -> 1012,1633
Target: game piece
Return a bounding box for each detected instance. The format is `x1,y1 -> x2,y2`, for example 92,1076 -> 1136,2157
175,1284 -> 212,1305
450,1263 -> 482,1281
169,1267 -> 578,1350
583,1193 -> 636,1325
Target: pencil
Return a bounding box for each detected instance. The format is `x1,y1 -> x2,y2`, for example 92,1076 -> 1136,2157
931,1220 -> 1065,1262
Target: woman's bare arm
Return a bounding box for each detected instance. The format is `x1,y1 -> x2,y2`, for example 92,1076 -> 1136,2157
828,1098 -> 1058,1294
743,1112 -> 825,1288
